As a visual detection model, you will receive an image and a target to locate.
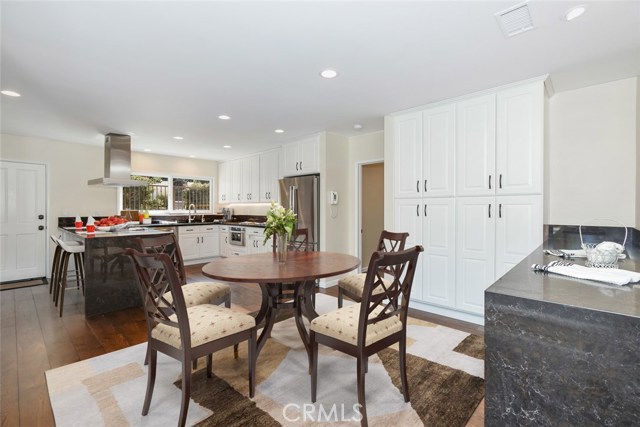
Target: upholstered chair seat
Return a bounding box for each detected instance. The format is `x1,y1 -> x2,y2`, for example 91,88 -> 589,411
162,281 -> 231,307
337,273 -> 388,299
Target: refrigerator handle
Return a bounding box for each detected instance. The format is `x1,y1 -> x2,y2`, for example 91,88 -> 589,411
290,185 -> 297,214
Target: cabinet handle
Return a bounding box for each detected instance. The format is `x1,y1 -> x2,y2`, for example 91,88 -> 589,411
499,203 -> 502,218
416,204 -> 419,217
300,161 -> 302,170
416,180 -> 419,193
488,204 -> 492,218
197,236 -> 200,244
499,174 -> 503,189
489,175 -> 492,190
296,161 -> 299,171
202,236 -> 204,243
424,180 -> 427,192
424,204 -> 427,217
238,194 -> 241,200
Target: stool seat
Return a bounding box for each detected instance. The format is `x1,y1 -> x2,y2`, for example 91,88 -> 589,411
57,239 -> 85,253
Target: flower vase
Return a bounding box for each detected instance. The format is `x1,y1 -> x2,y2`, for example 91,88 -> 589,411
277,234 -> 288,263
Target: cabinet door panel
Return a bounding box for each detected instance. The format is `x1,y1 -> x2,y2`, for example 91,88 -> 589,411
422,198 -> 456,308
393,112 -> 423,198
456,197 -> 495,314
423,105 -> 455,197
179,234 -> 200,261
260,150 -> 279,202
456,95 -> 496,196
394,198 -> 423,301
495,195 -> 542,279
218,162 -> 229,203
299,136 -> 320,174
230,160 -> 242,202
496,82 -> 543,195
199,232 -> 219,258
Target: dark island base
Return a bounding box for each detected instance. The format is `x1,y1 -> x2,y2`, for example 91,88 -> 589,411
485,293 -> 640,426
83,237 -> 142,316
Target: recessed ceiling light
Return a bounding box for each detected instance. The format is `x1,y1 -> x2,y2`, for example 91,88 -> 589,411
223,145 -> 231,149
274,129 -> 285,133
564,5 -> 586,21
189,155 -> 196,158
218,115 -> 231,120
320,69 -> 338,79
1,90 -> 21,97
173,136 -> 184,140
353,124 -> 363,130
143,148 -> 151,152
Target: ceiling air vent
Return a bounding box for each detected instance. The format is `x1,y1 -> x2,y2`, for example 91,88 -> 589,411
495,1 -> 534,37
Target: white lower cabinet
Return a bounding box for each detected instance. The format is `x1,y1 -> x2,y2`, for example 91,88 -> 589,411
395,194 -> 542,319
219,226 -> 229,258
247,228 -> 269,254
179,225 -> 219,262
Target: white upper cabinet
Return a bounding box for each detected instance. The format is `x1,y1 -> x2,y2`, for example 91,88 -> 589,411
230,159 -> 242,202
259,150 -> 279,202
282,135 -> 320,177
392,112 -> 423,198
423,105 -> 455,197
456,94 -> 496,197
241,155 -> 260,202
495,195 -> 542,279
218,161 -> 230,203
496,82 -> 544,195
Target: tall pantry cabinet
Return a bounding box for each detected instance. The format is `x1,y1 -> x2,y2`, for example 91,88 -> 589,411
390,78 -> 545,323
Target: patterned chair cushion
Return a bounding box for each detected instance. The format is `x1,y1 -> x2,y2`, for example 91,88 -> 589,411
163,281 -> 230,307
337,273 -> 389,297
151,304 -> 255,349
310,304 -> 402,346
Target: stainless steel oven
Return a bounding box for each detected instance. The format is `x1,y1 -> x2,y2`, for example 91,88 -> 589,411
229,226 -> 246,246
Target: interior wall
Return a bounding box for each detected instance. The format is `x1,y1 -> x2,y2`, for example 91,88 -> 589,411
546,77 -> 637,226
347,131 -> 384,255
322,132 -> 350,254
636,77 -> 640,228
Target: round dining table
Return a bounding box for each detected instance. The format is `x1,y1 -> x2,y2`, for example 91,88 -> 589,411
202,251 -> 360,362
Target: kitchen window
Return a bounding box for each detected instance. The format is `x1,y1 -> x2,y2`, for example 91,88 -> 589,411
121,174 -> 213,213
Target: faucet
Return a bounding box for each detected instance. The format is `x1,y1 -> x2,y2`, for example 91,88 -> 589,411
188,204 -> 196,223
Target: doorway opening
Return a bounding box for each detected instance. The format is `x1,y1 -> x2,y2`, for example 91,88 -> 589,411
356,160 -> 384,272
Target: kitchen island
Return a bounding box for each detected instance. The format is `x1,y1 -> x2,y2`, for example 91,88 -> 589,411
485,225 -> 640,426
59,227 -> 173,317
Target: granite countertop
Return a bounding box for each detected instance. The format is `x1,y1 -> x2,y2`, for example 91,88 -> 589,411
486,225 -> 640,319
59,226 -> 173,238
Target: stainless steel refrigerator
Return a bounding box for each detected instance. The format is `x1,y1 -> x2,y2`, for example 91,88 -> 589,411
279,174 -> 319,250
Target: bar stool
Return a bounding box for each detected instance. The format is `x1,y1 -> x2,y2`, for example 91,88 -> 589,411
52,237 -> 86,316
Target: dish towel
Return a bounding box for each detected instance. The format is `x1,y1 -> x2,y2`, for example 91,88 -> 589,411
532,261 -> 640,286
543,249 -> 627,259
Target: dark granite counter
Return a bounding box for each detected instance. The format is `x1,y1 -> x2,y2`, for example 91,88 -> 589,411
59,227 -> 172,317
485,224 -> 640,426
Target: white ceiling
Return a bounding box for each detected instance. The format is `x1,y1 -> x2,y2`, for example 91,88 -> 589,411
1,1 -> 639,161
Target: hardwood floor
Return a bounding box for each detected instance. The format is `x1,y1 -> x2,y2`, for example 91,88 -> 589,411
0,264 -> 484,427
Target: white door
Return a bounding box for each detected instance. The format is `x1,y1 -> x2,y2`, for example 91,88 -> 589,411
218,162 -> 229,203
456,94 -> 496,197
394,198 -> 423,301
241,156 -> 260,202
230,159 -> 242,202
219,227 -> 229,257
281,142 -> 299,177
455,197 -> 495,315
496,82 -> 544,195
199,226 -> 219,258
422,198 -> 456,308
178,233 -> 200,261
495,195 -> 542,279
423,105 -> 455,197
392,112 -> 423,199
0,161 -> 47,282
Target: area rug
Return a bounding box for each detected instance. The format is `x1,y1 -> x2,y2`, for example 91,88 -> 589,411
45,294 -> 484,426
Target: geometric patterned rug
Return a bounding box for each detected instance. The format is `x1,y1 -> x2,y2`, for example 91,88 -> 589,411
45,294 -> 484,426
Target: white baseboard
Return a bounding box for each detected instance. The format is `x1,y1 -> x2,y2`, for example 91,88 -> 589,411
409,300 -> 484,325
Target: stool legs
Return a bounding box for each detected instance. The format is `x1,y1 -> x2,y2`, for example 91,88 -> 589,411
49,245 -> 62,295
54,248 -> 86,317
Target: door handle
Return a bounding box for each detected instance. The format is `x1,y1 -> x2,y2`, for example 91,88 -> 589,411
300,161 -> 302,170
489,175 -> 492,190
38,214 -> 45,219
424,204 -> 427,217
424,180 -> 427,192
499,203 -> 502,218
488,204 -> 492,218
416,180 -> 419,193
296,161 -> 299,171
416,204 -> 419,217
499,174 -> 503,189
38,225 -> 44,230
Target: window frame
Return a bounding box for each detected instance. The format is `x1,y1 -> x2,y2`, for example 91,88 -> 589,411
118,172 -> 215,214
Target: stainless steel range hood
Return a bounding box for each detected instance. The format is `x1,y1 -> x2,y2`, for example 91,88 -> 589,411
88,133 -> 146,187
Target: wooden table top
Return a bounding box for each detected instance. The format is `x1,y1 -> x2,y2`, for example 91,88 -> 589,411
202,251 -> 360,283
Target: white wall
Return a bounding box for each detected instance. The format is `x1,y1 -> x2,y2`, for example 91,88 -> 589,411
636,78 -> 640,228
546,77 -> 637,226
322,132 -> 350,254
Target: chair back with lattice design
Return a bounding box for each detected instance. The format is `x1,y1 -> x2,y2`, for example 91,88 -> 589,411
374,230 -> 409,277
134,233 -> 187,285
125,248 -> 192,348
357,246 -> 423,346
289,228 -> 310,252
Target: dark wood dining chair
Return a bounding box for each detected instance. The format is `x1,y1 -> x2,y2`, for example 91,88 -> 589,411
125,248 -> 257,427
271,228 -> 316,305
134,233 -> 237,365
337,230 -> 409,308
309,245 -> 423,427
